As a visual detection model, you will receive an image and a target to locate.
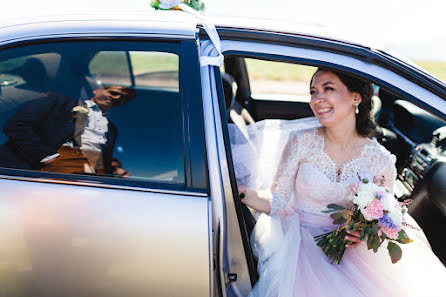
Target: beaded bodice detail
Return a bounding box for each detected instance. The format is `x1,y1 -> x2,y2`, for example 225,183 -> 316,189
269,128 -> 396,216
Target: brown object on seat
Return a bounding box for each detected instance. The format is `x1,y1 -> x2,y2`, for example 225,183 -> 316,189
40,146 -> 105,174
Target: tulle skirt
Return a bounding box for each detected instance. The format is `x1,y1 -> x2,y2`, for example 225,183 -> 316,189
249,209 -> 446,297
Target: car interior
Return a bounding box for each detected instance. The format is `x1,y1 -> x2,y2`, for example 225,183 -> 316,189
0,41 -> 185,184
221,54 -> 446,265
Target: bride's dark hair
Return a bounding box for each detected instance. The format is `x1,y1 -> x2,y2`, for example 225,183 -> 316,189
311,68 -> 376,138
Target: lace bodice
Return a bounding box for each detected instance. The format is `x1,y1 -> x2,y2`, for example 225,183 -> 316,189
269,128 -> 397,216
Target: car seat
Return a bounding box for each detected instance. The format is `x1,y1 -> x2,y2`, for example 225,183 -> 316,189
221,72 -> 255,127
19,53 -> 100,100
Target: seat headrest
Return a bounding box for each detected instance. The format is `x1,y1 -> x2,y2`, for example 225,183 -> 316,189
21,57 -> 49,88
20,53 -> 63,90
221,72 -> 236,110
371,95 -> 382,122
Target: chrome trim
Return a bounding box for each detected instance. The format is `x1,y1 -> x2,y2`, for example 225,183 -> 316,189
199,47 -> 227,297
0,174 -> 207,197
0,33 -> 191,48
208,199 -> 215,297
201,41 -> 252,297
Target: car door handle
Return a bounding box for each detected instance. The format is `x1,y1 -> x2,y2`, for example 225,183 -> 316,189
224,267 -> 237,287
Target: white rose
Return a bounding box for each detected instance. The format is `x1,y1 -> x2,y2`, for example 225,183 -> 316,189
72,106 -> 89,116
159,0 -> 181,9
387,207 -> 403,227
354,182 -> 379,209
380,192 -> 398,211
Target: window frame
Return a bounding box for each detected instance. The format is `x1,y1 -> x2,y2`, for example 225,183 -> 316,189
0,37 -> 208,194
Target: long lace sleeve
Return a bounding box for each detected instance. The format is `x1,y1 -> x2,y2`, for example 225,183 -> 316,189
267,131 -> 301,215
380,154 -> 397,194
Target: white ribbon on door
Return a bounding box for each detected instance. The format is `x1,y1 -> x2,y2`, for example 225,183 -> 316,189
156,1 -> 223,67
178,4 -> 224,67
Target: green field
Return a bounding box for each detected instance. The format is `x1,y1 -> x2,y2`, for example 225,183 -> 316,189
2,53 -> 445,85
88,54 -> 446,84
414,61 -> 446,82
244,58 -> 446,84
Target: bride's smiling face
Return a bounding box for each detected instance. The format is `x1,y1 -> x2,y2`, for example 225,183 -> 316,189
309,70 -> 360,127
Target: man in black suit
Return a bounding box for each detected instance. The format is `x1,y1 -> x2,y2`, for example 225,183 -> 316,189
0,86 -> 136,174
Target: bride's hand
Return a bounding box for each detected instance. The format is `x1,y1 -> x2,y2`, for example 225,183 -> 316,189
238,186 -> 273,214
345,231 -> 361,248
238,185 -> 255,204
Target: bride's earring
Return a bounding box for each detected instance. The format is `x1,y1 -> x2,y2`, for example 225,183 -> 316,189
355,102 -> 359,114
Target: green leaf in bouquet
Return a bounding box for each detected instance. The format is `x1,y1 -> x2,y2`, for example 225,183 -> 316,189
351,225 -> 360,232
365,225 -> 372,235
321,209 -> 339,213
359,228 -> 367,240
367,233 -> 375,250
348,222 -> 355,230
330,212 -> 343,220
327,204 -> 345,211
333,217 -> 346,225
387,242 -> 403,264
330,212 -> 346,225
380,232 -> 387,243
397,229 -> 413,244
371,222 -> 378,234
359,213 -> 366,222
372,236 -> 381,253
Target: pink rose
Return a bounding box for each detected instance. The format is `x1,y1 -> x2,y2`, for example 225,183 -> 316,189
348,182 -> 360,197
380,226 -> 399,239
361,199 -> 384,221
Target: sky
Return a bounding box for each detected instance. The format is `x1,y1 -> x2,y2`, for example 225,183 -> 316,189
1,0 -> 445,61
205,0 -> 446,61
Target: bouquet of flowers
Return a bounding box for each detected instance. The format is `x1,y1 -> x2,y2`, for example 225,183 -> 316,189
150,0 -> 205,11
315,176 -> 413,264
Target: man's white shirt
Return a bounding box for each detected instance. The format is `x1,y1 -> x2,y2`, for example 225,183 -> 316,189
40,100 -> 109,163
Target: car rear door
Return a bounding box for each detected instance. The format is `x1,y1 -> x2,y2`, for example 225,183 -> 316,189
0,23 -> 210,297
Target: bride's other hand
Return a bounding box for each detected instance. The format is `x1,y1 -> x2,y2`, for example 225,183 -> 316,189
238,185 -> 272,214
345,231 -> 361,248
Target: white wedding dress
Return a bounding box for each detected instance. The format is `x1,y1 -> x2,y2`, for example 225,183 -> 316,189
229,118 -> 446,297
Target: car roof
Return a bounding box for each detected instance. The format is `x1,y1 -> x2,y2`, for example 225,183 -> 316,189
0,11 -> 198,45
0,2 -> 380,50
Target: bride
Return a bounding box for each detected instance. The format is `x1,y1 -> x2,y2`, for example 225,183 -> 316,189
236,68 -> 446,297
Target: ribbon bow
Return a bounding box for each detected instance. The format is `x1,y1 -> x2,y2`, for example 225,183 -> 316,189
151,0 -> 223,67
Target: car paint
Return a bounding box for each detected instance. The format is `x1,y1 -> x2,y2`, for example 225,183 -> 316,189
0,11 -> 213,297
0,177 -> 210,297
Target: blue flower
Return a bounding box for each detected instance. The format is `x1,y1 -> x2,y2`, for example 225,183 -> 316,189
378,214 -> 397,229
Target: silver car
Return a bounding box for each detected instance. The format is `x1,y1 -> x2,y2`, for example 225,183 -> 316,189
0,8 -> 445,297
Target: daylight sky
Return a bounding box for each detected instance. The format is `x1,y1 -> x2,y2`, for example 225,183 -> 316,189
206,0 -> 446,61
2,0 -> 445,61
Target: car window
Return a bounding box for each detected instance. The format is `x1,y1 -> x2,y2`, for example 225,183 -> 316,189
89,51 -> 132,86
130,51 -> 179,91
246,58 -> 317,102
0,41 -> 185,185
90,51 -> 179,91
